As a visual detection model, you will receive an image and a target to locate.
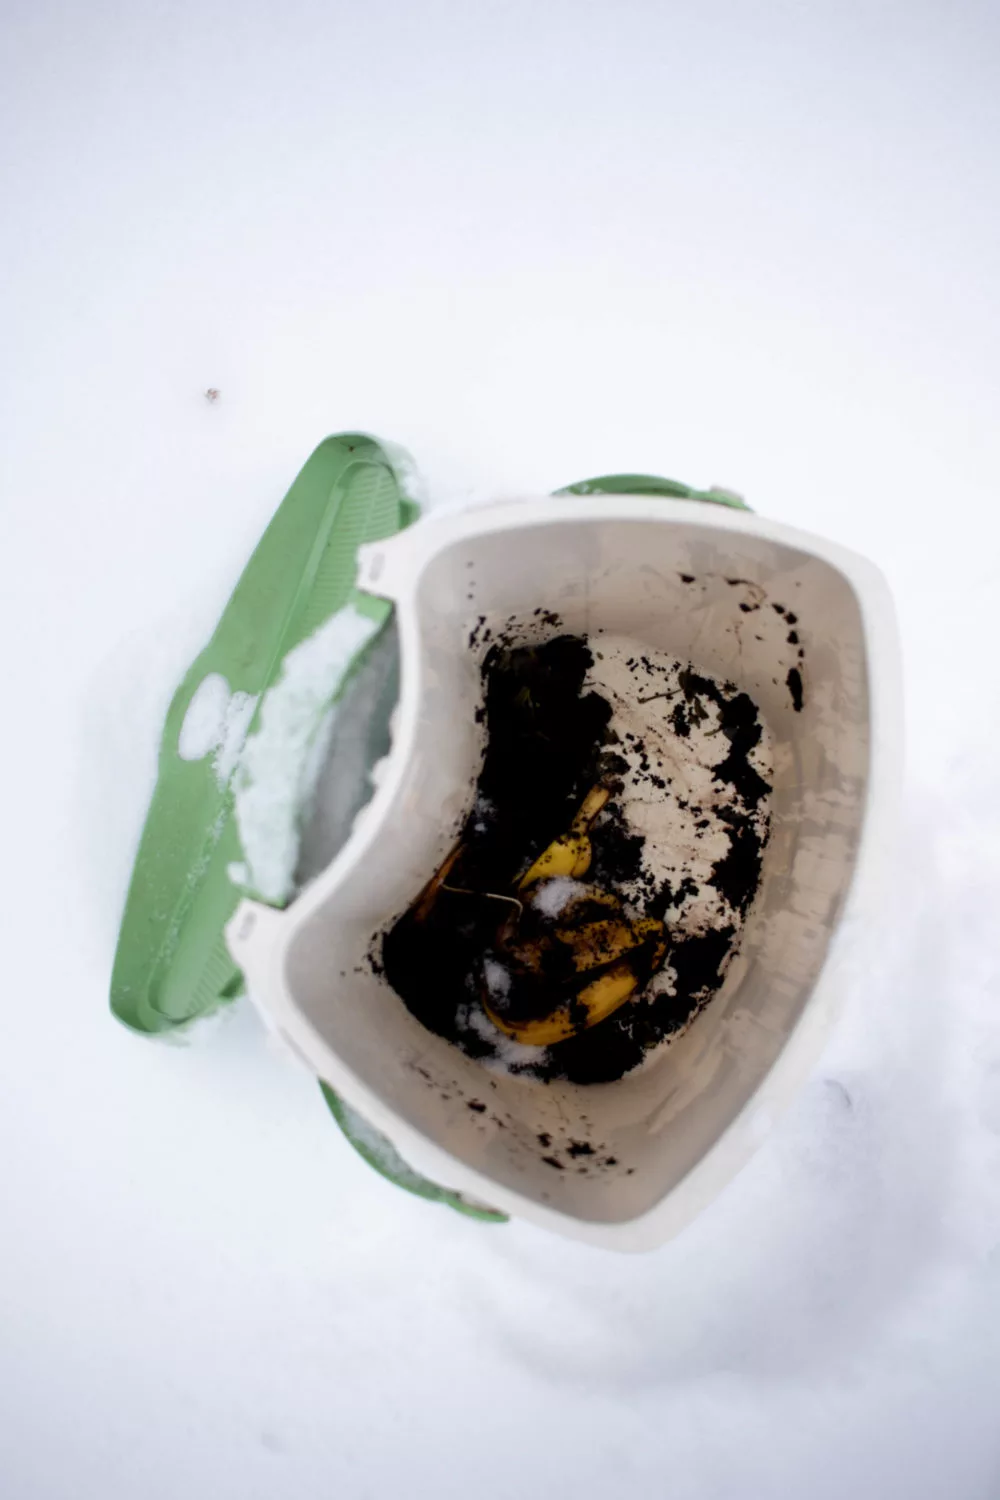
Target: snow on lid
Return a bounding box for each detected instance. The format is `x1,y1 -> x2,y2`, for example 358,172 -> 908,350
232,603 -> 381,905
214,691 -> 259,785
178,674 -> 230,761
177,673 -> 259,789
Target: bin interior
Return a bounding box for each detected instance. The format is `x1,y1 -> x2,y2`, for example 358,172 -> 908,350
284,514 -> 870,1225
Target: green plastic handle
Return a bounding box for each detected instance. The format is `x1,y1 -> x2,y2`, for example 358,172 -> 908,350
556,472 -> 750,510
320,1087 -> 508,1223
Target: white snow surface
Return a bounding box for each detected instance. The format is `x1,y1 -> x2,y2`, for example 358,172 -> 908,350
3,9 -> 1000,1500
177,672 -> 259,787
482,957 -> 512,998
232,603 -> 380,903
530,875 -> 589,918
177,672 -> 231,762
458,999 -> 551,1073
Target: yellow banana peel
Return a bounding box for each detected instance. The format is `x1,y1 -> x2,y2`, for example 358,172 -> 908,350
518,785 -> 611,889
556,914 -> 665,972
419,786 -> 670,1048
517,834 -> 591,885
485,960 -> 641,1047
484,915 -> 666,1045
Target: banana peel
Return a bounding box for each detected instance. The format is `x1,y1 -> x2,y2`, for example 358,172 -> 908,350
548,883 -> 621,917
518,785 -> 610,888
484,916 -> 668,1045
486,958 -> 643,1047
413,785 -> 670,1048
558,915 -> 665,973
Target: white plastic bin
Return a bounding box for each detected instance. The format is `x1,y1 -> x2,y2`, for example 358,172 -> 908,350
227,495 -> 900,1249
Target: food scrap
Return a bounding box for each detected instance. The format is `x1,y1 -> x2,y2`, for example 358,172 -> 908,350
381,633 -> 772,1084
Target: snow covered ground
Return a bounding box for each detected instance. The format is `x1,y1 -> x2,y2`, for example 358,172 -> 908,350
1,3 -> 998,1496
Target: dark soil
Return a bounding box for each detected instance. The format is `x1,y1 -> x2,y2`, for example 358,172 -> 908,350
380,634 -> 771,1084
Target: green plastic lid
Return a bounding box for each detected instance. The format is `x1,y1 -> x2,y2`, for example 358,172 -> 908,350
111,433 -> 419,1036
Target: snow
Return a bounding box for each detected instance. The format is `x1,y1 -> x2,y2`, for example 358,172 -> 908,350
459,999 -> 551,1072
177,673 -> 259,788
530,875 -> 589,918
177,672 -> 230,762
232,603 -> 380,903
3,6 -> 1000,1500
213,690 -> 259,786
295,622 -> 401,889
482,957 -> 512,998
175,604 -> 381,907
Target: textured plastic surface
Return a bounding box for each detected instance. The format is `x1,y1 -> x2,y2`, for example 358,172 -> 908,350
557,472 -> 751,509
319,1086 -> 507,1222
110,434 -> 417,1036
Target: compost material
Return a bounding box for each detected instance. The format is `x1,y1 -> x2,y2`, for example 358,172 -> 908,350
381,634 -> 772,1084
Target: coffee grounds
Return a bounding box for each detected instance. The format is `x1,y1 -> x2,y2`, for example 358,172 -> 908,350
380,635 -> 771,1084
